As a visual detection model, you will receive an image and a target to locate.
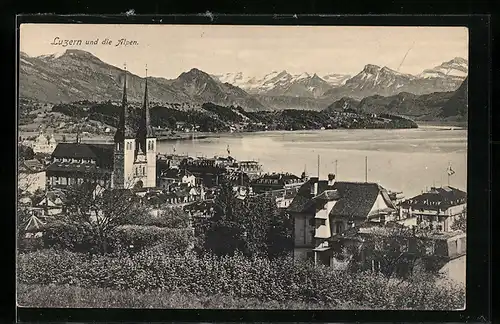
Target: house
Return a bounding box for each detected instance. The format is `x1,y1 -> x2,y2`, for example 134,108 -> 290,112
399,186 -> 466,232
18,159 -> 46,194
36,191 -> 66,216
23,213 -> 46,238
288,173 -> 397,264
238,160 -> 263,180
331,222 -> 466,275
251,172 -> 306,194
159,167 -> 197,189
257,186 -> 300,209
157,154 -> 189,169
180,158 -> 226,188
226,170 -> 250,188
214,156 -> 236,168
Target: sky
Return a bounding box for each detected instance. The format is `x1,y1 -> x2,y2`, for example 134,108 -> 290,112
20,24 -> 468,79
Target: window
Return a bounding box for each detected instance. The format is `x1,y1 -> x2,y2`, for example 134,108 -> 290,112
335,221 -> 343,234
143,166 -> 146,175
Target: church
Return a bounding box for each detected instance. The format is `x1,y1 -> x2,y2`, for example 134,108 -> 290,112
45,67 -> 157,190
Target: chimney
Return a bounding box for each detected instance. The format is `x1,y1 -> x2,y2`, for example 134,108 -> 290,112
328,173 -> 336,187
310,178 -> 319,196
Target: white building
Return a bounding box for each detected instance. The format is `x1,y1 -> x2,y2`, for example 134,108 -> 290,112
32,131 -> 57,154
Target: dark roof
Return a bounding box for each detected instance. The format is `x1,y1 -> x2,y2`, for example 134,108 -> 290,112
161,168 -> 193,179
400,186 -> 466,210
24,159 -> 44,171
288,178 -> 395,220
46,162 -> 112,174
52,143 -> 114,168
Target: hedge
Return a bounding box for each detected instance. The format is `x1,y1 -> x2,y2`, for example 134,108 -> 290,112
112,225 -> 194,254
17,249 -> 465,310
30,221 -> 193,255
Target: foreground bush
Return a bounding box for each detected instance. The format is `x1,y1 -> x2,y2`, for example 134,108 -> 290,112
17,249 -> 465,310
37,221 -> 193,254
125,207 -> 191,228
111,225 -> 194,254
17,283 -> 358,309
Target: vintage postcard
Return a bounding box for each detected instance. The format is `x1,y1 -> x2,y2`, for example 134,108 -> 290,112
17,23 -> 467,310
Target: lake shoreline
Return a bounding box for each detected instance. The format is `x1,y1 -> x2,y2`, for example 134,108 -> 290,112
19,123 -> 468,144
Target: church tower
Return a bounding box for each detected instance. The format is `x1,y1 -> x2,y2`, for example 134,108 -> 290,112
112,64 -> 136,189
144,66 -> 157,188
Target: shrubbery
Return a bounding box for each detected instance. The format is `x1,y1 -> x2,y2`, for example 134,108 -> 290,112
111,225 -> 193,254
125,207 -> 191,228
32,221 -> 193,255
17,249 -> 465,310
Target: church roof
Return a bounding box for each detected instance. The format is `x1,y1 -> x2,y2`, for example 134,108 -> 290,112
46,162 -> 113,174
51,143 -> 114,168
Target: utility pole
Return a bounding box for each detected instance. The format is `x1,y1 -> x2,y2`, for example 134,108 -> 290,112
365,156 -> 368,183
317,154 -> 320,178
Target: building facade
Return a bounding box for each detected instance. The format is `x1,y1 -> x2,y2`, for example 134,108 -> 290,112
45,67 -> 158,190
32,131 -> 57,154
251,172 -> 306,194
288,173 -> 397,265
399,186 -> 467,232
112,67 -> 157,189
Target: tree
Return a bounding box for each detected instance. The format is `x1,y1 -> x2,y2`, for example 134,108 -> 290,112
18,144 -> 35,161
202,176 -> 292,258
267,209 -> 293,259
339,223 -> 434,279
203,177 -> 244,255
451,210 -> 466,232
62,181 -> 145,254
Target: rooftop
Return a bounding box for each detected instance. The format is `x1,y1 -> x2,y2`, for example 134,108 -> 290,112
46,162 -> 112,174
52,143 -> 114,168
400,186 -> 467,210
288,178 -> 396,221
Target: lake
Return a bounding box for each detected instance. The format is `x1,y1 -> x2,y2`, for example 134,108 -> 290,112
158,126 -> 467,199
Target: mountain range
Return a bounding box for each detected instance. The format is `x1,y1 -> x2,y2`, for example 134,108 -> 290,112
19,50 -> 265,111
19,50 -> 467,118
322,59 -> 467,101
325,77 -> 468,121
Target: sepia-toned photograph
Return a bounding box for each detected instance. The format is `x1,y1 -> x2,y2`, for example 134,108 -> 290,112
17,23 -> 467,310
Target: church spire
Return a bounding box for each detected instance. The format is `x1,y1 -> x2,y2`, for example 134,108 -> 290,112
115,63 -> 134,142
144,64 -> 154,137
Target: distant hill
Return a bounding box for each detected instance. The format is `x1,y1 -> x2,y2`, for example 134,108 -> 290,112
19,50 -> 265,111
438,77 -> 468,120
324,78 -> 468,121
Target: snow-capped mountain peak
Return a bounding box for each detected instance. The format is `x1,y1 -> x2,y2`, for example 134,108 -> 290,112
321,73 -> 352,86
419,57 -> 468,79
36,50 -> 67,60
